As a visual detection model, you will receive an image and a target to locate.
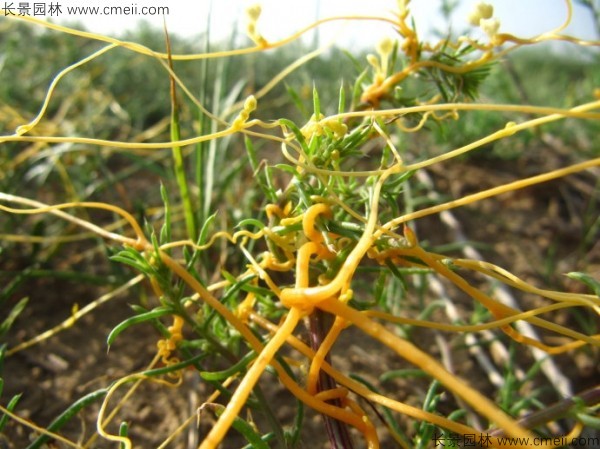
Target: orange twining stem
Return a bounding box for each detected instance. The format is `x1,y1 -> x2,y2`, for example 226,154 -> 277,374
285,238 -> 335,309
314,387 -> 348,402
296,242 -> 321,291
197,306 -> 303,449
200,309 -> 376,448
343,396 -> 378,449
365,302 -> 581,334
311,388 -> 380,448
265,203 -> 284,220
404,242 -> 600,351
161,252 -> 372,448
318,297 -> 535,444
307,316 -> 347,395
302,203 -> 332,243
454,258 -> 600,308
235,290 -> 257,322
248,311 -> 533,449
502,326 -> 599,354
260,252 -> 295,271
281,166 -> 400,306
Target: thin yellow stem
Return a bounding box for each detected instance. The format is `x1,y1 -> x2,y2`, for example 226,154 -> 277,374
378,158 -> 600,236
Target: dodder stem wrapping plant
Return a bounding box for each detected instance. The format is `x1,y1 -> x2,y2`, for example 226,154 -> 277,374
1,1 -> 599,448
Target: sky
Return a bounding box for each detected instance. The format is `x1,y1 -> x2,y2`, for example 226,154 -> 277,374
44,0 -> 598,49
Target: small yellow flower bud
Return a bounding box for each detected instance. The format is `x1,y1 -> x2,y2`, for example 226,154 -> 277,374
339,289 -> 354,303
244,95 -> 257,113
246,4 -> 262,21
467,2 -> 494,26
477,2 -> 494,19
366,54 -> 380,70
239,110 -> 249,122
377,37 -> 394,57
317,274 -> 331,285
467,10 -> 481,26
245,4 -> 268,47
325,120 -> 348,139
376,38 -> 394,77
480,17 -> 500,36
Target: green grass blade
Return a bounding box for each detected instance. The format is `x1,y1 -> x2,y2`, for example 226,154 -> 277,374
0,392 -> 21,433
0,297 -> 28,339
338,81 -> 346,114
26,388 -> 108,449
143,353 -> 208,377
159,183 -> 172,246
107,307 -> 172,347
284,83 -> 309,118
566,272 -> 600,296
165,27 -> 197,241
244,136 -> 278,202
200,350 -> 255,381
278,119 -> 310,155
209,403 -> 271,449
312,84 -> 321,117
119,421 -> 129,449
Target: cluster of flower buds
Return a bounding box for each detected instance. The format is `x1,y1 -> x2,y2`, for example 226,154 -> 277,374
300,113 -> 348,140
246,4 -> 268,47
367,37 -> 394,85
468,2 -> 501,41
232,95 -> 257,130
